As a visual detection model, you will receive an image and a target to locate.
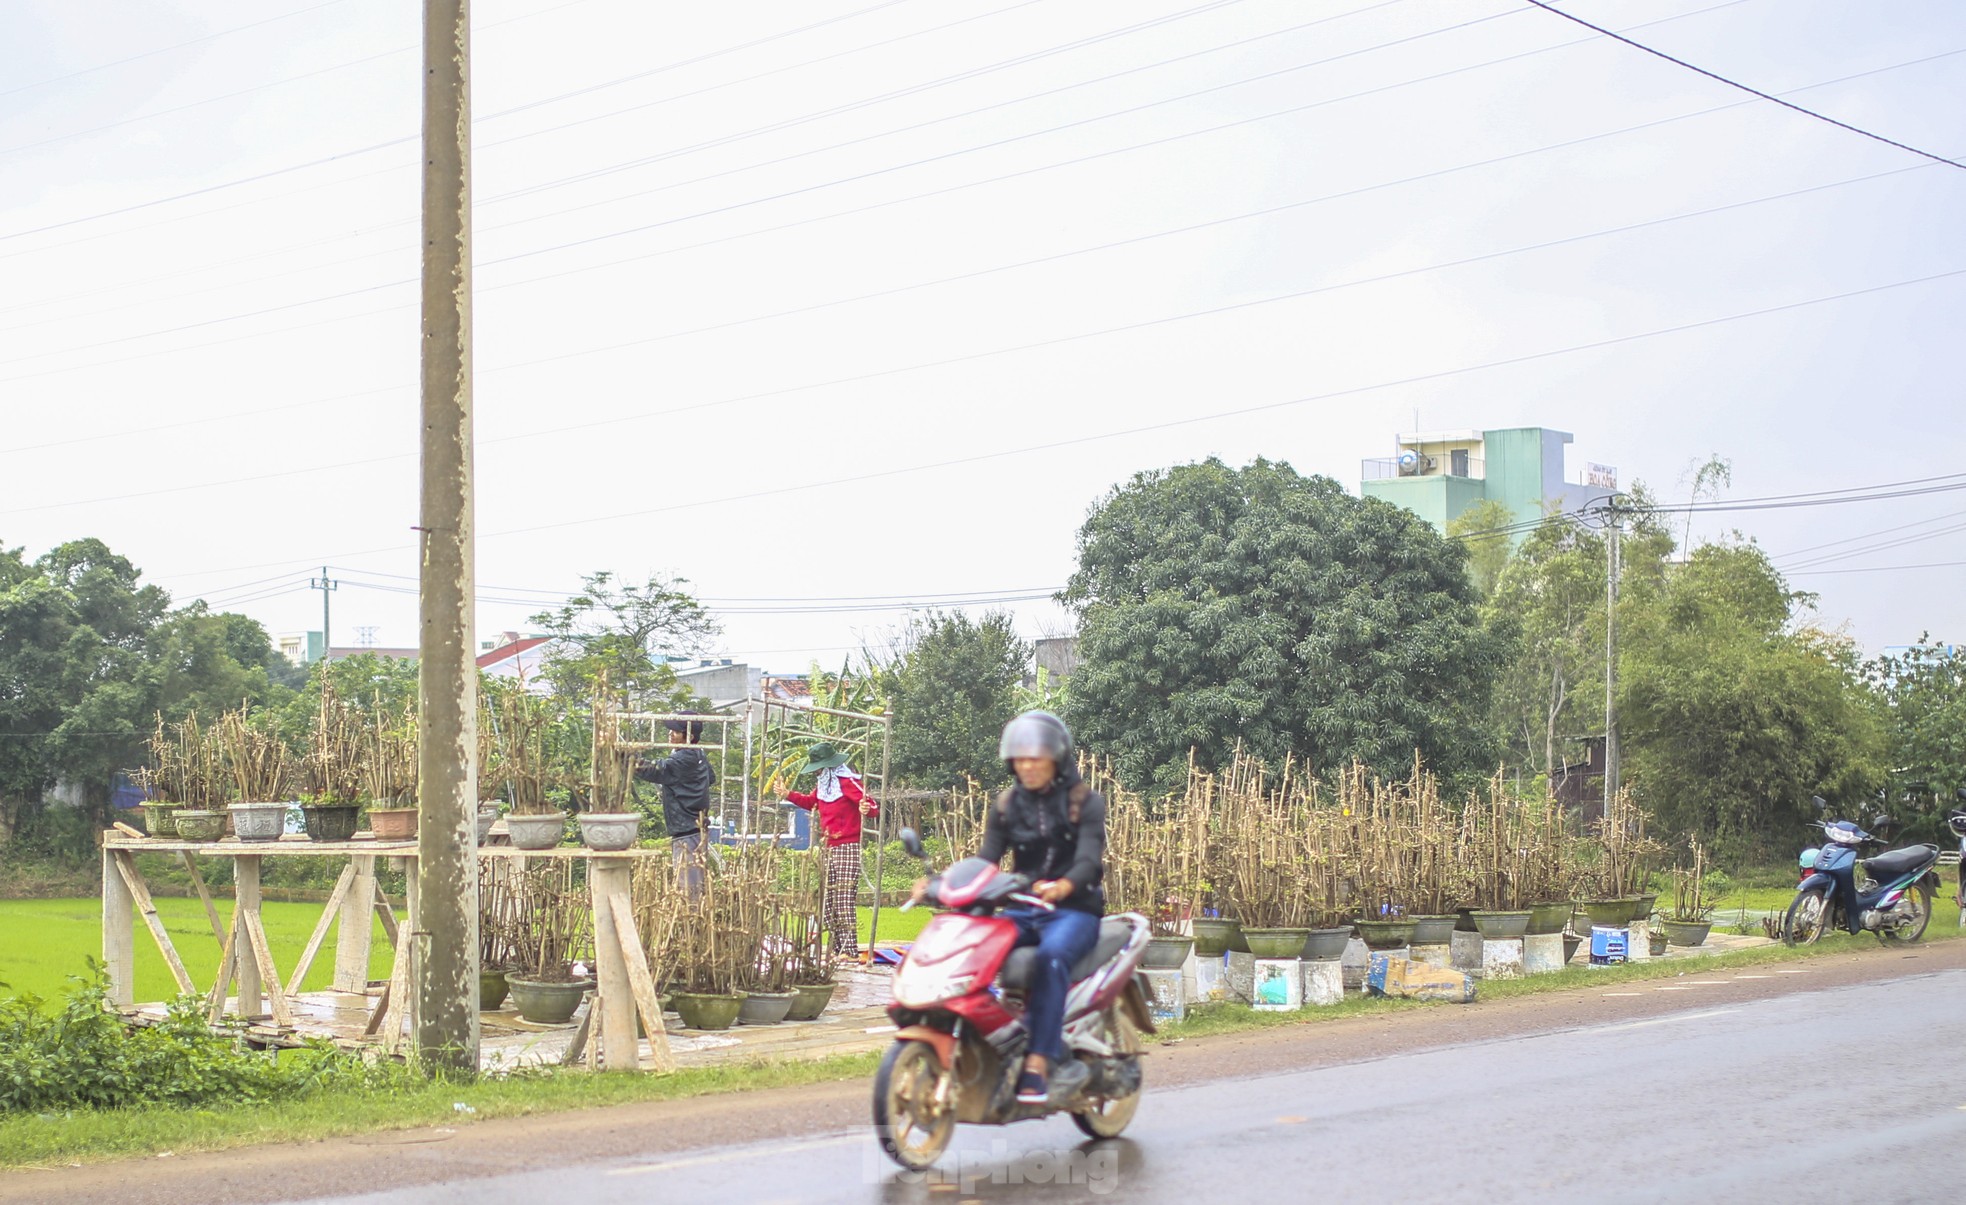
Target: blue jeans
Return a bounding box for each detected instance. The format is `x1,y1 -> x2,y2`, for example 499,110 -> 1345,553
1005,906 -> 1100,1064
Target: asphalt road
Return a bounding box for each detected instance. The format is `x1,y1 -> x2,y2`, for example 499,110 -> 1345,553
297,963 -> 1966,1205
11,942 -> 1965,1205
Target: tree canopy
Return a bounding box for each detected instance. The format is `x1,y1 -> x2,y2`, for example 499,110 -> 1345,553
1061,459 -> 1501,793
881,611 -> 1029,789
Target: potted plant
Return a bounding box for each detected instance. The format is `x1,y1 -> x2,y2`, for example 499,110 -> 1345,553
219,709 -> 292,842
501,865 -> 593,1025
1661,839 -> 1718,948
299,684 -> 364,842
777,847 -> 835,1021
137,714 -> 227,841
476,861 -> 519,1010
1218,764 -> 1316,958
362,708 -> 419,841
1103,788 -> 1198,969
577,695 -> 643,852
489,682 -> 567,850
1578,789 -> 1663,926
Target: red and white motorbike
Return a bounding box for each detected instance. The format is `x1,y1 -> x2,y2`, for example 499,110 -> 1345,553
872,828 -> 1155,1171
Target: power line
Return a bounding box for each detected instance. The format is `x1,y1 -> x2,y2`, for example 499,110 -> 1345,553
1787,559 -> 1966,576
1521,0 -> 1966,170
0,0 -> 355,99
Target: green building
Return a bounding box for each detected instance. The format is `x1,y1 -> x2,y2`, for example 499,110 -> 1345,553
1359,427 -> 1616,538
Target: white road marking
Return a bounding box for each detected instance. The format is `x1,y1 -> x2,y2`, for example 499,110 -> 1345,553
608,1135 -> 861,1176
1595,1008 -> 1738,1033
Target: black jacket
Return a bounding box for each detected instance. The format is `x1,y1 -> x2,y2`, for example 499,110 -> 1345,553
635,747 -> 716,838
975,764 -> 1106,914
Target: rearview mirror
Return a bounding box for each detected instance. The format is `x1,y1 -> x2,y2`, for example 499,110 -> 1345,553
1811,795 -> 1828,813
899,827 -> 926,860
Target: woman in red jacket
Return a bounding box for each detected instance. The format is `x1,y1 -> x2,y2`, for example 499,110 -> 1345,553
784,742 -> 877,962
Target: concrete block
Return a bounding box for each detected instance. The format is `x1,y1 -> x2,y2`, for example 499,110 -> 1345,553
1627,918 -> 1653,961
1450,928 -> 1485,972
1139,967 -> 1186,1023
1225,950 -> 1256,1004
1365,955 -> 1477,1003
1482,937 -> 1525,980
1341,937 -> 1371,989
1252,958 -> 1303,1010
1522,931 -> 1565,975
1193,953 -> 1236,1006
1411,942 -> 1452,968
1301,958 -> 1344,1006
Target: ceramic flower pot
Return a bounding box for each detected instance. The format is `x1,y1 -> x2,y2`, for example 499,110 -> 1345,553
505,813 -> 566,850
672,991 -> 745,1031
141,802 -> 181,839
1241,927 -> 1312,959
228,801 -> 288,843
1663,919 -> 1712,948
1527,902 -> 1573,935
1190,918 -> 1243,957
1409,915 -> 1458,946
506,976 -> 591,1025
1582,898 -> 1636,928
173,809 -> 225,842
1632,893 -> 1659,920
301,803 -> 361,843
576,812 -> 642,852
478,969 -> 510,1012
366,807 -> 418,841
1471,910 -> 1532,940
1142,935 -> 1195,970
785,981 -> 835,1021
475,806 -> 500,845
738,990 -> 796,1026
1354,919 -> 1417,951
1300,926 -> 1354,962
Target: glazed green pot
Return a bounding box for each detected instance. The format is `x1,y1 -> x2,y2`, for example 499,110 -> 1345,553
1142,936 -> 1195,969
738,990 -> 796,1026
1241,927 -> 1312,959
1662,919 -> 1712,948
785,982 -> 834,1021
1354,919 -> 1417,951
1526,902 -> 1573,935
478,969 -> 510,1011
507,976 -> 591,1025
672,992 -> 745,1031
1300,926 -> 1354,962
301,803 -> 361,843
1471,910 -> 1532,940
1582,898 -> 1638,928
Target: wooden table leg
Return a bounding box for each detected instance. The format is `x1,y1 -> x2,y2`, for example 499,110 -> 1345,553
590,860 -> 637,1071
234,854 -> 263,1017
334,854 -> 377,992
102,845 -> 135,1008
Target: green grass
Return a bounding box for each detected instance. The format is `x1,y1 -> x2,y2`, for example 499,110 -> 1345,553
0,899 -> 393,1009
859,904 -> 929,946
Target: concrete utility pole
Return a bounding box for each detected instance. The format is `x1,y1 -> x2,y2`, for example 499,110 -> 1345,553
414,0 -> 478,1072
309,567 -> 338,658
1602,498 -> 1624,816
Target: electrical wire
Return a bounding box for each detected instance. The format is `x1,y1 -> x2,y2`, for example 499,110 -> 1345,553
1787,560 -> 1966,576
1521,0 -> 1966,171
0,0 -> 356,99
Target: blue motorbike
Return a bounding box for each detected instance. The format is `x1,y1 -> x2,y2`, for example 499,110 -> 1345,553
1782,813 -> 1941,946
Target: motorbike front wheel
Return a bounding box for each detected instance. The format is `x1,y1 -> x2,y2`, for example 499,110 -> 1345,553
1070,1008 -> 1143,1140
873,1039 -> 956,1172
1783,887 -> 1832,947
1880,882 -> 1933,943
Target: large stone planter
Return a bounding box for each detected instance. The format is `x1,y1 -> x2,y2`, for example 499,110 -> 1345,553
505,812 -> 567,850
577,812 -> 642,852
1241,927 -> 1311,959
1526,902 -> 1573,935
672,991 -> 744,1031
1300,926 -> 1353,962
1582,898 -> 1639,928
367,807 -> 418,841
479,969 -> 510,1011
1663,919 -> 1713,948
475,806 -> 500,845
1354,919 -> 1417,951
785,982 -> 834,1021
1472,910 -> 1532,939
173,809 -> 224,842
301,803 -> 361,843
228,801 -> 288,843
1409,915 -> 1458,946
739,990 -> 796,1026
507,976 -> 591,1025
141,802 -> 182,838
1142,935 -> 1194,970
1190,918 -> 1245,956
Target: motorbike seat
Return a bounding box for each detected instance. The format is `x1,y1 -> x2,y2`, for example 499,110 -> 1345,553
998,917 -> 1133,992
1862,846 -> 1934,880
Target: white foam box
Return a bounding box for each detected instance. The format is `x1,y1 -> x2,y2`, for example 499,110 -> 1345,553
1138,967 -> 1186,1023
1410,942 -> 1452,969
1521,931 -> 1566,975
1301,958 -> 1344,1006
1252,958 -> 1303,1011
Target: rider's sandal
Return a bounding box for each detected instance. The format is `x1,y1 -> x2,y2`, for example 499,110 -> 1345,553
1014,1070 -> 1048,1104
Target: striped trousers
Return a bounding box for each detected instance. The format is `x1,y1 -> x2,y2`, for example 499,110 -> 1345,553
825,841 -> 861,958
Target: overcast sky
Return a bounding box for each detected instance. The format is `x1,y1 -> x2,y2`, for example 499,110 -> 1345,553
3,0 -> 1961,670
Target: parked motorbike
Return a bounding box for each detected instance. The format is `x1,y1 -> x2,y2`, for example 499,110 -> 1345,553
871,827 -> 1154,1172
1782,798 -> 1941,945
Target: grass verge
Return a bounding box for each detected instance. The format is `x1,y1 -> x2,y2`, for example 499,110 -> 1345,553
5,911 -> 1958,1171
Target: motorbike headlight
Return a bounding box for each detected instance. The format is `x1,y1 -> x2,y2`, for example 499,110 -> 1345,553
893,969 -> 974,1008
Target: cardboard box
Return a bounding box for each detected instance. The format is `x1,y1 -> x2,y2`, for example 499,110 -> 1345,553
1364,954 -> 1476,1003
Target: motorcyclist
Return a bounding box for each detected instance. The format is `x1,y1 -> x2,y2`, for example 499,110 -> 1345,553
915,710 -> 1106,1105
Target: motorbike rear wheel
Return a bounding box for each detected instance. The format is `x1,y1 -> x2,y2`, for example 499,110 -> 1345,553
1782,887 -> 1831,947
873,1039 -> 956,1172
1070,1008 -> 1143,1140
1880,882 -> 1932,943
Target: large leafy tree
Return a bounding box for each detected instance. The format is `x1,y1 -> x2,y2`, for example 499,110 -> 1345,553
1868,636 -> 1966,832
527,571 -> 718,707
882,611 -> 1029,789
1062,459 -> 1501,792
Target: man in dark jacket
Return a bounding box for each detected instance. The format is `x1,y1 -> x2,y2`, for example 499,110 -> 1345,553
635,713 -> 715,897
